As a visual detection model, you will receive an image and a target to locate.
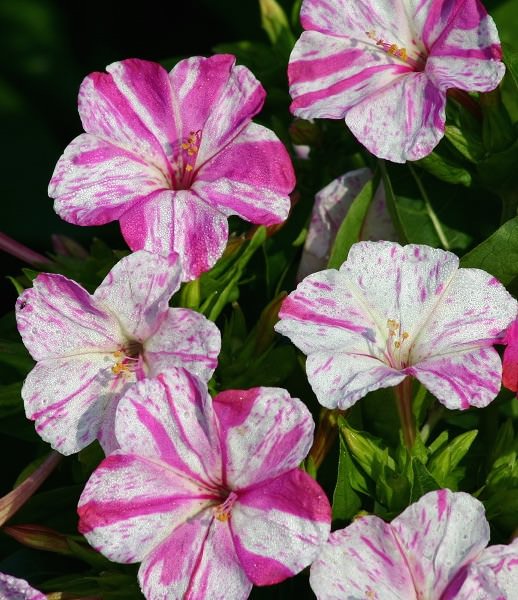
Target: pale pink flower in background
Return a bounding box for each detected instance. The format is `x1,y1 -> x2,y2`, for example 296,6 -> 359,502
276,241 -> 517,410
16,251 -> 220,455
297,167 -> 397,280
310,489 -> 518,599
49,55 -> 295,281
78,368 -> 331,600
288,0 -> 504,162
0,573 -> 45,600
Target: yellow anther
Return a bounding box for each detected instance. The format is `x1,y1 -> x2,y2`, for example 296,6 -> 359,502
113,350 -> 124,358
402,332 -> 409,340
185,164 -> 193,172
111,362 -> 128,375
398,48 -> 408,61
388,44 -> 398,55
181,143 -> 190,150
394,341 -> 401,349
215,512 -> 230,522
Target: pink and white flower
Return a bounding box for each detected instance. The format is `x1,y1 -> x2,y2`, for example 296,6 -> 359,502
276,241 -> 517,410
16,251 -> 220,455
0,572 -> 45,600
49,55 -> 295,281
298,167 -> 397,280
310,489 -> 518,599
78,368 -> 331,600
288,0 -> 504,162
502,318 -> 518,392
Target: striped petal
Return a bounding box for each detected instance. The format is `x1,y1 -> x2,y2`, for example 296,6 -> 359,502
423,0 -> 502,60
114,370 -> 222,489
194,122 -> 293,225
345,72 -> 446,162
213,388 -> 314,489
94,251 -> 182,342
22,355 -> 125,455
300,0 -> 416,46
309,515 -> 417,600
459,542 -> 518,599
145,308 -> 221,382
391,489 -> 489,598
50,134 -> 167,226
139,513 -> 252,600
289,31 -> 410,119
231,469 -> 331,585
410,267 -> 517,362
78,453 -> 216,564
407,347 -> 503,410
119,189 -> 229,281
0,573 -> 45,600
78,58 -> 176,173
307,352 -> 406,410
16,273 -> 120,361
169,55 -> 266,165
276,267 -> 381,356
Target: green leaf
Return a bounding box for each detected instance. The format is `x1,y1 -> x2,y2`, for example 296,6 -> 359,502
410,459 -> 441,503
339,417 -> 396,478
445,125 -> 485,163
460,216 -> 518,284
503,42 -> 518,91
415,151 -> 472,187
332,436 -> 362,520
427,430 -> 478,487
327,176 -> 376,269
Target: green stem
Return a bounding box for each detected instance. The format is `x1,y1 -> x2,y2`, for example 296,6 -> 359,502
308,408 -> 341,470
395,378 -> 416,449
409,164 -> 450,250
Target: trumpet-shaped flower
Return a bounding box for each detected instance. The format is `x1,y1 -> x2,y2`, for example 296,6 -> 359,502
49,55 -> 294,280
310,489 -> 518,599
16,251 -> 220,455
276,241 -> 517,410
288,0 -> 504,162
78,368 -> 331,600
0,573 -> 45,600
298,167 -> 397,280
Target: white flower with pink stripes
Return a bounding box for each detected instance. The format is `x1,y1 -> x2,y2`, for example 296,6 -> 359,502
78,368 -> 331,600
49,55 -> 295,281
310,489 -> 518,599
288,0 -> 504,162
16,251 -> 220,455
276,241 -> 517,411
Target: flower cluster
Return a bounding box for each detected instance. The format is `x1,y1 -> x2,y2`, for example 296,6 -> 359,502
6,0 -> 518,598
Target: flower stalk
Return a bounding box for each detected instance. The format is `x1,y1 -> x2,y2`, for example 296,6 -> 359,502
395,378 -> 416,449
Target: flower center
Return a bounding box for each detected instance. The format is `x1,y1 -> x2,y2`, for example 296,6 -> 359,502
111,340 -> 144,377
213,491 -> 238,522
366,31 -> 426,71
170,129 -> 202,190
384,319 -> 411,370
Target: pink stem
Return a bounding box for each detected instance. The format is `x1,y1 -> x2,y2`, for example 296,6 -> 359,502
0,231 -> 51,267
0,452 -> 62,527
